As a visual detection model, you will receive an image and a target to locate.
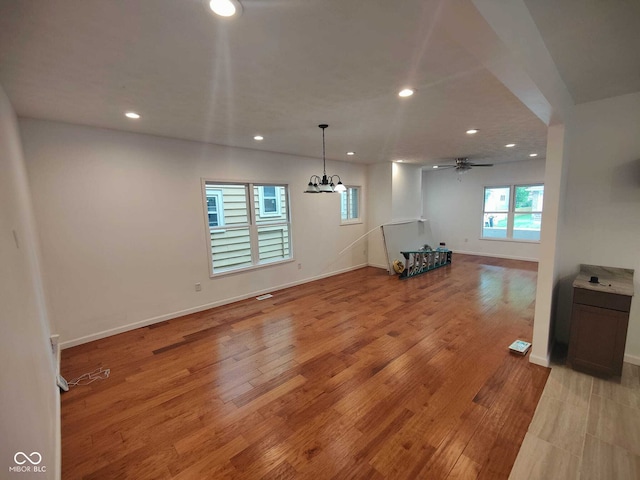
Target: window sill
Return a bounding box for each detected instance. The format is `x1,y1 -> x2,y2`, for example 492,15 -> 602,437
210,257 -> 295,278
340,220 -> 363,226
479,237 -> 540,244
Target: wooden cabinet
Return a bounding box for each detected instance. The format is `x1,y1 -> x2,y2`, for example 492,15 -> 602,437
568,286 -> 632,377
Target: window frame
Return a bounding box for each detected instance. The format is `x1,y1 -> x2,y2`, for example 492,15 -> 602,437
340,185 -> 362,225
202,179 -> 293,277
481,183 -> 544,243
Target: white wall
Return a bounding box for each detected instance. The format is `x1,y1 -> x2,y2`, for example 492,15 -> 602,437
20,119 -> 368,347
391,163 -> 422,221
554,92 -> 640,364
531,124 -> 569,366
422,158 -> 545,261
0,89 -> 58,477
366,163 -> 392,269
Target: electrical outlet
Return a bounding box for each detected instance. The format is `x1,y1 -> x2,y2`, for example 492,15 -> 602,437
297,263 -> 302,270
464,238 -> 468,243
195,283 -> 201,292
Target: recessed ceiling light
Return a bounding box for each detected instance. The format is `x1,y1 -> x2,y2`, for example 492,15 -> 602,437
395,159 -> 405,163
346,151 -> 355,156
125,112 -> 141,119
466,129 -> 478,135
208,0 -> 242,17
505,143 -> 516,148
529,153 -> 538,157
432,165 -> 439,169
398,88 -> 414,98
253,135 -> 264,141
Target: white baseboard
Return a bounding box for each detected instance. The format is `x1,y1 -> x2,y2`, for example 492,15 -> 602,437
368,262 -> 389,270
529,353 -> 550,368
453,249 -> 538,263
54,337 -> 61,480
624,353 -> 640,366
60,263 -> 369,349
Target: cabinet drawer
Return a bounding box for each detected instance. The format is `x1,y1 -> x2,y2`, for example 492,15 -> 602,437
573,288 -> 632,312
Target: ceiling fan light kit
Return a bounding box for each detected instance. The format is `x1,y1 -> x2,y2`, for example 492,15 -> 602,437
432,157 -> 494,172
304,124 -> 346,194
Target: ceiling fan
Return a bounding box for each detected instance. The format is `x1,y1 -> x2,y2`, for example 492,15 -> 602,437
432,157 -> 494,173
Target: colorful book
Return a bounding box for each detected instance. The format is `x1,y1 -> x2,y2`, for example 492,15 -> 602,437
509,340 -> 531,355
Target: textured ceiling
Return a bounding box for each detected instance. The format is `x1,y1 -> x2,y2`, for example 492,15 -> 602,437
0,0 -> 633,166
524,0 -> 640,105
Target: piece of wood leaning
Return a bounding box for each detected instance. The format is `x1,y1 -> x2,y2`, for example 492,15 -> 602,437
60,254 -> 547,479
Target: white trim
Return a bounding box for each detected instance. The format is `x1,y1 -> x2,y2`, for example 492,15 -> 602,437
452,249 -> 538,262
479,237 -> 540,245
368,262 -> 389,270
624,353 -> 640,366
60,263 -> 368,349
529,353 -> 550,367
55,338 -> 61,480
211,256 -> 294,278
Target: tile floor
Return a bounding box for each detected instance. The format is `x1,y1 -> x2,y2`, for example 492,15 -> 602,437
509,362 -> 640,479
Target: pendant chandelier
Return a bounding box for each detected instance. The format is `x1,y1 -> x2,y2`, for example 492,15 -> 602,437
304,124 -> 346,193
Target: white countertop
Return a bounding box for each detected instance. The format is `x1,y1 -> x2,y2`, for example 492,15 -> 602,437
573,264 -> 635,297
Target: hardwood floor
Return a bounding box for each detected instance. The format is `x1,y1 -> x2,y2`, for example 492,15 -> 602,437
61,254 -> 549,479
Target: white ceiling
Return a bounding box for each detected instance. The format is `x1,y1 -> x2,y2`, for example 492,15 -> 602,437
0,0 -> 638,166
524,0 -> 640,105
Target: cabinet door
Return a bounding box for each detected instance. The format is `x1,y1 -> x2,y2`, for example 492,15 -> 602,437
568,304 -> 629,376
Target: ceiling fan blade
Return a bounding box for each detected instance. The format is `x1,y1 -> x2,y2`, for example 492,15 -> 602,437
431,165 -> 457,169
468,163 -> 493,167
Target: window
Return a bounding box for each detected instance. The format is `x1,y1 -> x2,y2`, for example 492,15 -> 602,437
203,181 -> 291,274
205,188 -> 224,227
482,184 -> 544,241
258,186 -> 280,216
340,186 -> 361,223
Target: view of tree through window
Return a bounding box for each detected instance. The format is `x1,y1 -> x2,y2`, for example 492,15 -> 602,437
482,184 -> 544,241
204,182 -> 291,274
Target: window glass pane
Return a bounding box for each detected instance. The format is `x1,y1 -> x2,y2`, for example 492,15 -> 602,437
207,196 -> 218,227
340,191 -> 348,220
482,213 -> 508,238
207,183 -> 248,224
255,185 -> 286,222
263,186 -> 276,197
206,189 -> 224,227
515,185 -> 544,212
513,213 -> 542,241
210,227 -> 253,272
350,188 -> 359,218
263,197 -> 277,213
341,187 -> 360,222
484,187 -> 510,212
258,225 -> 290,263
